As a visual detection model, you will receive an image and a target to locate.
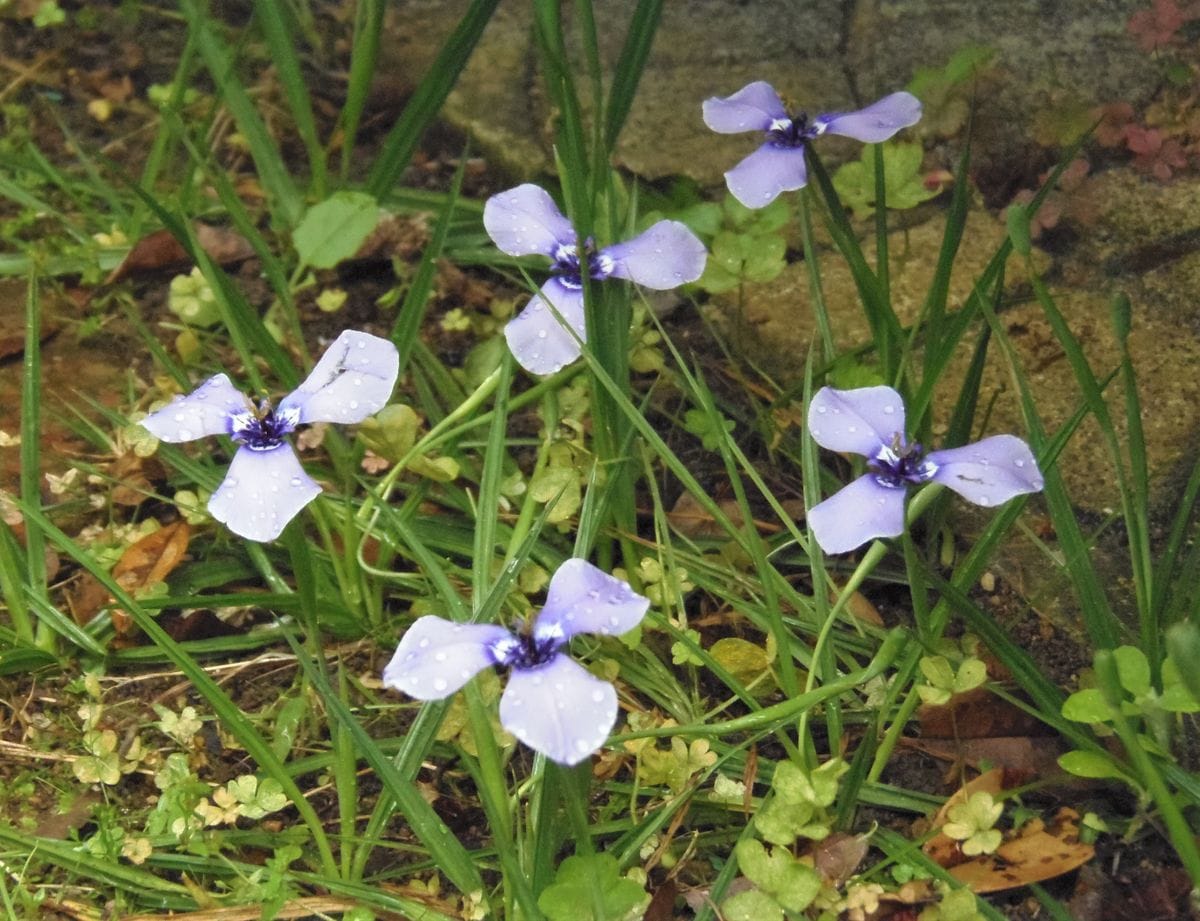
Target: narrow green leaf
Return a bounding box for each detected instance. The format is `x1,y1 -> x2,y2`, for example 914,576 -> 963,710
181,0 -> 302,227
366,0 -> 500,196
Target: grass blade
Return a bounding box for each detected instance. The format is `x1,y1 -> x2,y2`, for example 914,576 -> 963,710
603,0 -> 663,151
181,0 -> 302,227
366,0 -> 500,196
254,0 -> 328,195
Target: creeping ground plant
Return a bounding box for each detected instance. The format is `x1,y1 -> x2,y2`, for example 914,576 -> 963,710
702,82 -> 922,207
383,558 -> 649,765
807,386 -> 1044,553
484,184 -> 707,375
142,330 -> 399,541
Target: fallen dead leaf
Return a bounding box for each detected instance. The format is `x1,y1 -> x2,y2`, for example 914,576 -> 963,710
814,831 -> 870,886
105,224 -> 255,285
946,808 -> 1094,893
901,734 -> 1067,780
667,490 -> 805,539
923,768 -> 1094,893
918,686 -> 1049,739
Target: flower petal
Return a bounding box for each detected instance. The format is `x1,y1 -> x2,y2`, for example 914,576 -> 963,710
483,184 -> 575,257
499,653 -> 617,765
141,374 -> 249,443
382,616 -> 511,701
724,144 -> 808,208
603,221 -> 707,289
926,435 -> 1044,507
702,81 -> 787,134
278,330 -> 399,425
814,91 -> 922,143
503,279 -> 586,376
207,444 -> 321,542
808,475 -> 907,554
808,386 -> 906,457
534,558 -> 650,644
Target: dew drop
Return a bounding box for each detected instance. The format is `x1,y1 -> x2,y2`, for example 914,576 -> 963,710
847,425 -> 858,433
434,651 -> 446,662
817,406 -> 827,414
433,678 -> 448,692
226,478 -> 239,488
418,637 -> 430,649
349,400 -> 359,410
173,412 -> 185,422
588,589 -> 600,600
978,496 -> 991,506
591,689 -> 605,703
537,329 -> 548,339
883,405 -> 895,414
1014,459 -> 1024,468
354,377 -> 363,386
575,738 -> 591,753
290,476 -> 303,487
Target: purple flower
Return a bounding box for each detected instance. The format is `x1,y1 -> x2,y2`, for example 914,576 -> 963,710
702,83 -> 922,209
382,558 -> 649,766
142,330 -> 399,542
484,184 -> 707,375
806,386 -> 1044,554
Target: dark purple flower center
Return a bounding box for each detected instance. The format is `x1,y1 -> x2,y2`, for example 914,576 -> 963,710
492,630 -> 562,671
229,403 -> 300,452
765,113 -> 820,149
551,240 -> 615,290
869,435 -> 938,489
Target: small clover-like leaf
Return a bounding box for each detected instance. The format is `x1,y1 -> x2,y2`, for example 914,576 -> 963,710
1113,645 -> 1151,697
722,888 -> 784,921
154,704 -> 203,747
1062,687 -> 1113,724
536,854 -> 648,921
942,791 -> 1003,856
734,840 -> 821,913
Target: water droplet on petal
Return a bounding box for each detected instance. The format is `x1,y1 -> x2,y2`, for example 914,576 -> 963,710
433,678 -> 448,692
883,405 -> 895,414
591,689 -> 605,703
290,476 -> 303,487
434,651 -> 446,662
817,406 -> 827,414
418,638 -> 430,649
1014,459 -> 1024,468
